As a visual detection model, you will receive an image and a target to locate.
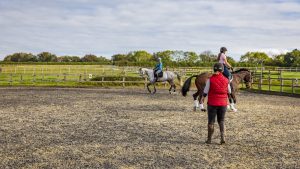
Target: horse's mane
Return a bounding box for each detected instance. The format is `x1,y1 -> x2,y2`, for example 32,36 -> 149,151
232,68 -> 250,74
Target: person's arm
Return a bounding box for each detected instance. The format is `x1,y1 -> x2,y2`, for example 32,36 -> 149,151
154,63 -> 159,70
200,79 -> 210,103
228,83 -> 231,94
224,56 -> 232,69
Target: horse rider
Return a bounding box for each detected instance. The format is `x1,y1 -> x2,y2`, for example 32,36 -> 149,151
200,63 -> 231,144
218,47 -> 233,80
153,57 -> 163,81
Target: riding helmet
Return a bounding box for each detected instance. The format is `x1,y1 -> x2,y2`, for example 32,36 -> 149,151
220,47 -> 227,53
213,63 -> 224,72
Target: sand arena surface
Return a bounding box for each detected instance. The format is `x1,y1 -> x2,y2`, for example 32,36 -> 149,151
0,88 -> 299,168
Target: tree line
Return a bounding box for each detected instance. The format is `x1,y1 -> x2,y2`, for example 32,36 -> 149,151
2,49 -> 299,67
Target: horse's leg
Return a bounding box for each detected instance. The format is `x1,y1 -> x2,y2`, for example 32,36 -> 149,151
198,91 -> 206,111
168,81 -> 173,94
169,81 -> 176,94
168,85 -> 172,94
147,83 -> 152,93
229,91 -> 237,112
153,83 -> 157,94
192,90 -> 200,111
173,84 -> 176,93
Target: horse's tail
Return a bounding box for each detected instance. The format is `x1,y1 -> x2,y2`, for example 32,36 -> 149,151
174,72 -> 181,82
181,75 -> 198,97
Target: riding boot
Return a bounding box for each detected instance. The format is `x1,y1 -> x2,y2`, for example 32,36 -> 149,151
219,121 -> 225,144
205,124 -> 214,144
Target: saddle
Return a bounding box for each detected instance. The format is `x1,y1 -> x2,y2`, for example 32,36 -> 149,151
157,71 -> 163,78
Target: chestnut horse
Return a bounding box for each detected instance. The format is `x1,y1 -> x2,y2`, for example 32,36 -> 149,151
181,68 -> 251,111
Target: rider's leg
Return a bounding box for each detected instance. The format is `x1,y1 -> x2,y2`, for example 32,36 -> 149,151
217,106 -> 226,144
223,65 -> 230,79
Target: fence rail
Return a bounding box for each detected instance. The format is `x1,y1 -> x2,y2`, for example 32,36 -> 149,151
250,70 -> 299,94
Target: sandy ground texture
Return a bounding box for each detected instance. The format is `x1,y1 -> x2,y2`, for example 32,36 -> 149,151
0,87 -> 299,169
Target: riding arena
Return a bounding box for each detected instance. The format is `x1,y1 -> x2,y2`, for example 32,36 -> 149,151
1,86 -> 299,168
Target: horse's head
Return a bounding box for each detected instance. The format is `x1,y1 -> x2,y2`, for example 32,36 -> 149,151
243,73 -> 251,89
232,68 -> 251,89
138,68 -> 148,77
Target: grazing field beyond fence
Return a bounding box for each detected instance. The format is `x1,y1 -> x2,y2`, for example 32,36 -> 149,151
0,64 -> 299,95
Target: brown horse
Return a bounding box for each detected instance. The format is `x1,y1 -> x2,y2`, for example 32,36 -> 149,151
181,68 -> 251,111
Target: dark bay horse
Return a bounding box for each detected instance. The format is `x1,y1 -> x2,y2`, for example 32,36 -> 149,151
181,68 -> 251,111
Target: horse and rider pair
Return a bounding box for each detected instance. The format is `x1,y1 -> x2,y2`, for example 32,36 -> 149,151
181,47 -> 252,144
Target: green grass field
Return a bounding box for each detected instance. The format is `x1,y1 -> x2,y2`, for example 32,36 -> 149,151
0,64 -> 299,94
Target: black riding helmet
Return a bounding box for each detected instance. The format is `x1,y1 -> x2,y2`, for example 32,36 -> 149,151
220,47 -> 227,53
213,63 -> 224,72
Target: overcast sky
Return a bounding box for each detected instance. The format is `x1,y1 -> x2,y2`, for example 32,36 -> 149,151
1,0 -> 299,60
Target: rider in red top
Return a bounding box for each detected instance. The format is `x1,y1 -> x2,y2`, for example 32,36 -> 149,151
201,63 -> 231,144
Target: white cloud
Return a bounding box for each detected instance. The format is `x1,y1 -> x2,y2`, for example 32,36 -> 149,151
0,0 -> 299,60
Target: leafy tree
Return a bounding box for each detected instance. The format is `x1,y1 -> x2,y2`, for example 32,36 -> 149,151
111,54 -> 128,62
81,54 -> 98,62
272,54 -> 285,66
97,56 -> 110,62
171,51 -> 185,62
71,56 -> 81,62
184,51 -> 198,63
154,50 -> 174,64
284,49 -> 300,67
57,56 -> 81,62
4,53 -> 37,62
128,51 -> 152,62
37,52 -> 57,62
199,51 -> 217,62
240,52 -> 270,64
226,56 -> 236,65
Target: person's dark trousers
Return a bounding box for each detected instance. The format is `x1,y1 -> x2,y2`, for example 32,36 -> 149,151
206,105 -> 227,144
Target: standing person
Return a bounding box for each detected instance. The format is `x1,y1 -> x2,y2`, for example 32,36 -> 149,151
218,47 -> 233,80
153,57 -> 163,81
200,63 -> 231,144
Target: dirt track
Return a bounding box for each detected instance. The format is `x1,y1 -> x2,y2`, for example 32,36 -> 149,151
0,88 -> 299,169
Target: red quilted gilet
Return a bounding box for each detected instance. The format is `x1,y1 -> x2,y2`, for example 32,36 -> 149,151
208,73 -> 229,106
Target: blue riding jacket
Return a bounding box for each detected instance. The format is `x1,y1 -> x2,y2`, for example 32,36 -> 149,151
154,61 -> 163,71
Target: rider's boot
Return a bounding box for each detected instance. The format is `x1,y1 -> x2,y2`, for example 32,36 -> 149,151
205,124 -> 214,144
219,121 -> 226,144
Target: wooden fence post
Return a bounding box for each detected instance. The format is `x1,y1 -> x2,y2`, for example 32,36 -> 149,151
291,79 -> 295,94
122,77 -> 125,88
10,73 -> 12,86
33,73 -> 36,83
20,74 -> 23,82
268,70 -> 271,91
280,78 -> 283,92
57,74 -> 60,83
79,74 -> 82,82
144,77 -> 147,89
180,77 -> 183,87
